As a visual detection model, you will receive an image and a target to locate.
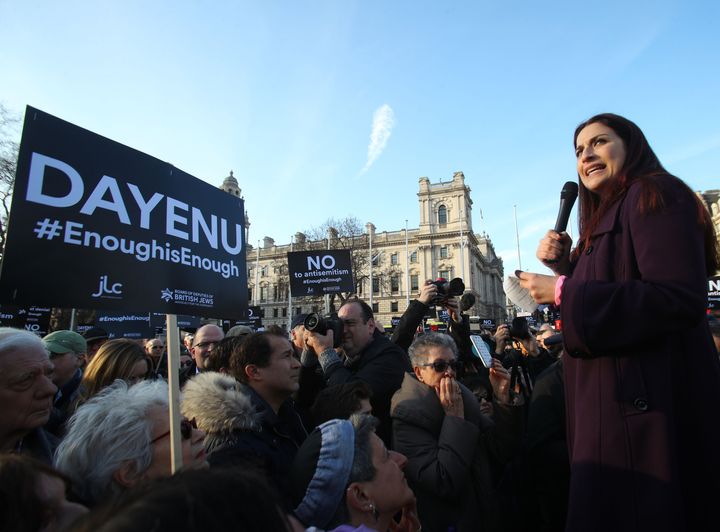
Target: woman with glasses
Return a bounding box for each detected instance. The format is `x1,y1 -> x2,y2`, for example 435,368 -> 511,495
54,380 -> 207,507
390,333 -> 524,532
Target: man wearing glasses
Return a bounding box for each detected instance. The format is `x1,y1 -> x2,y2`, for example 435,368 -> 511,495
304,298 -> 411,446
390,332 -> 524,532
189,324 -> 225,374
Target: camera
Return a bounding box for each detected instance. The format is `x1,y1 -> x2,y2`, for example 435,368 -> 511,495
508,316 -> 531,341
431,277 -> 465,304
304,313 -> 344,348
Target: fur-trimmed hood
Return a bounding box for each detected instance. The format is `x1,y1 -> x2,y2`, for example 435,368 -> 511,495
181,372 -> 260,434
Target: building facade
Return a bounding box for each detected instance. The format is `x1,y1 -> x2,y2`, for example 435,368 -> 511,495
223,171 -> 506,330
699,189 -> 720,275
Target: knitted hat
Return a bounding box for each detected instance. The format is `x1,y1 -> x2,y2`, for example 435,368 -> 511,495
289,419 -> 355,528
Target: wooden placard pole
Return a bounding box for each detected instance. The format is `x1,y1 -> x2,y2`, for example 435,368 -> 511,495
166,314 -> 183,473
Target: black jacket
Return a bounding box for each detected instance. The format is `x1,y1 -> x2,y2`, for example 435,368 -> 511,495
181,372 -> 306,500
317,330 -> 411,445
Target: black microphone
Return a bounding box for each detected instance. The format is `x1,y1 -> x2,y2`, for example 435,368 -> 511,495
459,292 -> 475,312
553,181 -> 579,233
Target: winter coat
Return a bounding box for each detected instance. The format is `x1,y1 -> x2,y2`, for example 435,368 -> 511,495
391,373 -> 523,532
561,175 -> 720,531
320,331 -> 411,446
181,371 -> 306,499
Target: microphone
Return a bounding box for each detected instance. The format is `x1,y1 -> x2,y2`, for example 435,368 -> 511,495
459,292 -> 476,312
553,181 -> 579,233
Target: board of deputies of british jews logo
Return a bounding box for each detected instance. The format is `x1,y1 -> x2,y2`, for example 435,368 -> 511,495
159,288 -> 215,308
91,275 -> 123,299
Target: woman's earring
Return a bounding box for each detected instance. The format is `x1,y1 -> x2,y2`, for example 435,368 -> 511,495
368,502 -> 380,521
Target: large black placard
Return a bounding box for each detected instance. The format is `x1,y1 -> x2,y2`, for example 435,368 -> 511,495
287,249 -> 354,297
0,107 -> 247,318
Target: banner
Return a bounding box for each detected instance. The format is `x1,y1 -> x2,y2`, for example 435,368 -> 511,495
287,250 -> 354,296
0,305 -> 52,335
0,107 -> 248,318
150,313 -> 202,333
709,276 -> 720,310
222,305 -> 262,331
95,310 -> 153,339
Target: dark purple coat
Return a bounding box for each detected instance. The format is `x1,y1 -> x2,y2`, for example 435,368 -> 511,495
561,175 -> 720,532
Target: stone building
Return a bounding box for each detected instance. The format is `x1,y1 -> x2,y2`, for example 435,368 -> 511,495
225,171 -> 506,330
699,189 -> 720,275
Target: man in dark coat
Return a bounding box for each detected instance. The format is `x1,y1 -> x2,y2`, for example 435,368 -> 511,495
305,298 -> 411,445
181,331 -> 306,500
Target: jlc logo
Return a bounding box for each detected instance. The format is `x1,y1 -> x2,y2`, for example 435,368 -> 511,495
92,275 -> 123,298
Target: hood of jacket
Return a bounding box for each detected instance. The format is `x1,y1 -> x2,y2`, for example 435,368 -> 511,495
181,372 -> 260,434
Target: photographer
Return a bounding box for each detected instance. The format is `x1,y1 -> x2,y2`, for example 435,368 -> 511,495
391,280 -> 475,371
494,319 -> 555,386
303,298 -> 411,446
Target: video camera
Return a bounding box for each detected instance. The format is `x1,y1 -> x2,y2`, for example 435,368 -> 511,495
508,316 -> 531,340
304,313 -> 344,348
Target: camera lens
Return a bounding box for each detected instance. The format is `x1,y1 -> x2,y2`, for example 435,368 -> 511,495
305,315 -> 319,330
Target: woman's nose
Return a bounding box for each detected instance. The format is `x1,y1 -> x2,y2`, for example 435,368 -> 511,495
390,450 -> 408,469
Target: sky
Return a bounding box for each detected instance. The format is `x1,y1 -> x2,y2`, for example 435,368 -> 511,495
1,0 -> 719,280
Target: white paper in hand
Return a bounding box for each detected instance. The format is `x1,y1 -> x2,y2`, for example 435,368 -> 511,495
503,275 -> 538,313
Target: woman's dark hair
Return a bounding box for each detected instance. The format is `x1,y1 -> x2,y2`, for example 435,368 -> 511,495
67,469 -> 293,532
310,381 -> 373,425
205,336 -> 245,373
0,455 -> 73,532
573,113 -> 718,274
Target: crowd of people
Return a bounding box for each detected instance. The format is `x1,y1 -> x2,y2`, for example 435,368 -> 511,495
1,113 -> 719,532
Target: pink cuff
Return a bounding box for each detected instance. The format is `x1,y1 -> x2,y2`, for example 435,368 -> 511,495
554,275 -> 567,306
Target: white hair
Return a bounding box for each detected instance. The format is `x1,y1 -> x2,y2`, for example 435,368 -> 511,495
54,379 -> 169,505
408,332 -> 458,367
0,327 -> 48,357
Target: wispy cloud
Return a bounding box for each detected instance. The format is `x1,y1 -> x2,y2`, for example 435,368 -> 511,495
360,104 -> 394,174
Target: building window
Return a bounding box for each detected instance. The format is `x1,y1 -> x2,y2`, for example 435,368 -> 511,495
440,245 -> 448,259
410,274 -> 419,291
390,275 -> 400,293
391,252 -> 398,265
282,307 -> 287,317
248,288 -> 253,301
438,270 -> 449,280
372,302 -> 379,314
273,308 -> 279,318
295,306 -> 302,315
410,251 -> 417,263
272,285 -> 278,301
260,308 -> 266,318
260,286 -> 266,301
391,301 -> 399,313
438,205 -> 447,225
372,277 -> 380,294
261,266 -> 268,277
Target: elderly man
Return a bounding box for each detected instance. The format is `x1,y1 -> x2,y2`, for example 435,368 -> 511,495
0,328 -> 57,463
304,298 -> 411,445
42,330 -> 86,436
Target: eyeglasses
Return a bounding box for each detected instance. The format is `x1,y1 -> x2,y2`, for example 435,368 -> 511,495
418,359 -> 463,373
150,418 -> 196,444
194,341 -> 219,350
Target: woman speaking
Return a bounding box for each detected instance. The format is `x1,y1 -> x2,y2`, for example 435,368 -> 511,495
518,113 -> 720,532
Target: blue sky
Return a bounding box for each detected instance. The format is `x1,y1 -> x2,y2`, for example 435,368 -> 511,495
2,0 -> 718,279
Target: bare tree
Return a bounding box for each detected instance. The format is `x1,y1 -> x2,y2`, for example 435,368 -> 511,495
303,216 -> 401,310
0,104 -> 20,258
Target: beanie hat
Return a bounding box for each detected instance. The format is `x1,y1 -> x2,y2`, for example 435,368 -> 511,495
290,419 -> 355,528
